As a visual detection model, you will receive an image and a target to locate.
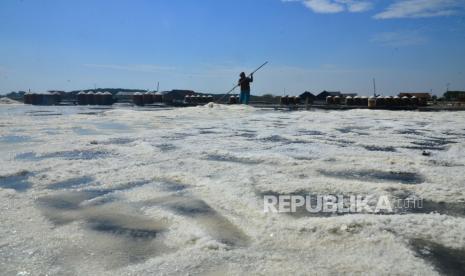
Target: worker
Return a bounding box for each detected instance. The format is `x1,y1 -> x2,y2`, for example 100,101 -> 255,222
238,72 -> 253,105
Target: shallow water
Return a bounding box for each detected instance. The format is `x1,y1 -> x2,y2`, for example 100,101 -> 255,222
0,170 -> 33,192
1,105 -> 465,275
410,239 -> 465,276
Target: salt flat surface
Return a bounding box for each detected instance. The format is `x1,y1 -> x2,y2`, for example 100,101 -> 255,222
1,104 -> 465,275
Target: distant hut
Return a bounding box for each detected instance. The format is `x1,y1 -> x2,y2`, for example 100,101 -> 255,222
143,92 -> 154,105
341,93 -> 357,98
23,93 -> 33,104
398,92 -> 431,105
95,92 -> 104,105
345,96 -> 354,105
161,90 -> 193,103
317,91 -> 341,100
77,91 -> 87,105
102,92 -> 113,105
299,91 -> 316,104
444,91 -> 465,102
133,92 -> 144,106
86,92 -> 95,105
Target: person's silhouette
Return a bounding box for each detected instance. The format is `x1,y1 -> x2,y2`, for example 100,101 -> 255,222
238,72 -> 253,105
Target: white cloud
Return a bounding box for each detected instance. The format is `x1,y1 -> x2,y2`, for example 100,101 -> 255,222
303,0 -> 345,13
374,0 -> 465,19
371,31 -> 429,47
283,0 -> 373,14
284,0 -> 465,18
343,0 -> 373,12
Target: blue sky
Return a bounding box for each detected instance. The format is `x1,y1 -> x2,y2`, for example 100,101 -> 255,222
0,0 -> 464,96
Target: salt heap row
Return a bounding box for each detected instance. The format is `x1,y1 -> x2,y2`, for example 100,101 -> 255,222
24,92 -> 61,105
77,92 -> 114,105
133,92 -> 163,106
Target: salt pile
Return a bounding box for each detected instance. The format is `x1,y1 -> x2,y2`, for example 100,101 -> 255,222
1,105 -> 465,275
0,97 -> 21,105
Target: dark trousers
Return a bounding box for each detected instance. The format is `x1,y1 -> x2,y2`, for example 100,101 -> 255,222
240,90 -> 250,105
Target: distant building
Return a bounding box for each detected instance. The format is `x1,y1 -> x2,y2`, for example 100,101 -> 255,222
299,91 -> 316,101
316,91 -> 341,100
5,91 -> 26,101
115,91 -> 137,102
48,90 -> 65,95
341,93 -> 357,98
398,92 -> 432,100
162,89 -> 196,103
443,91 -> 465,101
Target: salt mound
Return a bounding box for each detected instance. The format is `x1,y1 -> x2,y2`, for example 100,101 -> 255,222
206,102 -> 216,108
201,102 -> 256,111
0,97 -> 21,104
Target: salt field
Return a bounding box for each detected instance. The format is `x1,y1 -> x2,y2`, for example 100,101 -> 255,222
1,103 -> 465,275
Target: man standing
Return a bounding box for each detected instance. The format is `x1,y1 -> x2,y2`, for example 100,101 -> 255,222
238,72 -> 253,105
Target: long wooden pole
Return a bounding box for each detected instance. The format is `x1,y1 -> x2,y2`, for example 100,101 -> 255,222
216,61 -> 268,103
